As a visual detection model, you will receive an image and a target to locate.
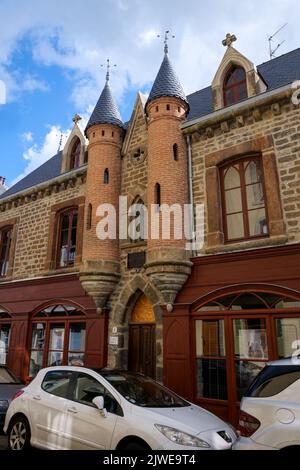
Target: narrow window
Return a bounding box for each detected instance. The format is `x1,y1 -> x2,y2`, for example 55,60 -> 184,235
0,228 -> 12,277
156,106 -> 159,112
173,143 -> 178,161
220,156 -> 268,242
102,130 -> 105,137
166,104 -> 170,111
155,183 -> 161,207
69,139 -> 81,170
87,204 -> 92,230
57,209 -> 78,268
112,131 -> 114,137
104,169 -> 109,184
223,66 -> 247,106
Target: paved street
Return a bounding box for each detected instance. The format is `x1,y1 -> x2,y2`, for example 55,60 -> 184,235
0,435 -> 7,450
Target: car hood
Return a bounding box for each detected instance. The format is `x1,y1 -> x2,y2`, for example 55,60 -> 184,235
0,384 -> 23,402
139,404 -> 229,435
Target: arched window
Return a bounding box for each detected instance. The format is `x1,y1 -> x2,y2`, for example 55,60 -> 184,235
0,308 -> 11,366
87,204 -> 92,230
173,143 -> 178,161
155,183 -> 161,207
223,66 -> 247,106
57,208 -> 78,268
128,197 -> 146,242
0,227 -> 12,277
104,168 -> 109,184
220,156 -> 268,242
69,138 -> 81,170
29,304 -> 86,377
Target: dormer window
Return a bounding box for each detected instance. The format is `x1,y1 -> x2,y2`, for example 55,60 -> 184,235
223,66 -> 247,106
69,139 -> 81,171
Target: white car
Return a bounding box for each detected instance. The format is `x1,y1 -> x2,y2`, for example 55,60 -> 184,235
4,366 -> 237,451
234,358 -> 300,450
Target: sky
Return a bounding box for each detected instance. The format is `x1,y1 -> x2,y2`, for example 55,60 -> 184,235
0,0 -> 299,187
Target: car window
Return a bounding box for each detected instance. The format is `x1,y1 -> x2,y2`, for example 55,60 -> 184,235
246,365 -> 300,398
72,373 -> 123,415
41,371 -> 73,398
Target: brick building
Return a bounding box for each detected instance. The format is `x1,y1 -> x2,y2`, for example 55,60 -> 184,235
1,36 -> 300,424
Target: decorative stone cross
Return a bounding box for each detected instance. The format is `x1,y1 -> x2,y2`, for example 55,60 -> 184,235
222,33 -> 237,47
73,114 -> 82,124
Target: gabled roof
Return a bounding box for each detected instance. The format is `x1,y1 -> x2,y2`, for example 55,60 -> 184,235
2,47 -> 300,201
85,81 -> 124,134
147,53 -> 189,109
186,47 -> 300,122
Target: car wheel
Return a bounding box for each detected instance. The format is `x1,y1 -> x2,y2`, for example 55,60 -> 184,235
8,416 -> 31,451
121,440 -> 151,451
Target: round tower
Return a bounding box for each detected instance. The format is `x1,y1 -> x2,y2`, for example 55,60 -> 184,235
145,47 -> 192,310
80,73 -> 124,312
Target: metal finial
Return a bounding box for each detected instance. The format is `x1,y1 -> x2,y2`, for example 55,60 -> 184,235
101,58 -> 117,82
222,33 -> 237,47
57,132 -> 63,153
157,30 -> 175,55
73,113 -> 82,125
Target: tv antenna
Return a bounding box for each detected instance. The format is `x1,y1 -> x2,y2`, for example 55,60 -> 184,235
268,23 -> 288,59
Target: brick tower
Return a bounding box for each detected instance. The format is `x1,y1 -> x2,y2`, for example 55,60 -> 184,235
80,69 -> 124,311
145,44 -> 192,311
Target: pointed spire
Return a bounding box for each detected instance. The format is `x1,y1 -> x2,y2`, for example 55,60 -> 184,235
85,61 -> 124,135
146,52 -> 189,110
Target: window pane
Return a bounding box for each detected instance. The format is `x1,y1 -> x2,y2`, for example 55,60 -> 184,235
248,208 -> 268,236
276,318 -> 300,358
235,361 -> 266,401
275,299 -> 300,309
42,371 -> 73,398
226,67 -> 246,85
69,324 -> 85,351
29,351 -> 44,377
224,165 -> 240,190
68,352 -> 84,366
197,359 -> 227,400
48,351 -> 63,367
196,320 -> 225,357
0,325 -> 10,365
226,213 -> 245,239
225,188 -> 243,214
233,319 -> 268,359
73,374 -> 105,406
246,183 -> 264,209
245,160 -> 261,185
31,323 -> 45,349
49,325 -> 64,350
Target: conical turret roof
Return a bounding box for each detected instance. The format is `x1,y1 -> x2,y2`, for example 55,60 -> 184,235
85,80 -> 124,135
147,53 -> 189,110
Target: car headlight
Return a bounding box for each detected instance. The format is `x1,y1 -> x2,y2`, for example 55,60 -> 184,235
155,424 -> 210,448
0,400 -> 9,410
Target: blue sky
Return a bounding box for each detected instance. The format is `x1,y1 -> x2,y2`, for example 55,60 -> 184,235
0,0 -> 300,187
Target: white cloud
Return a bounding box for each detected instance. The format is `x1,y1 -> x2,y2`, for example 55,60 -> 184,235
21,131 -> 33,143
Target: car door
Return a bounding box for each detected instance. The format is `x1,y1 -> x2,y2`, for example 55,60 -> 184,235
63,372 -> 120,450
28,370 -> 73,449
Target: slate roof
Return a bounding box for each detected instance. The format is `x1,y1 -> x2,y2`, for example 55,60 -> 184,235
85,81 -> 124,134
186,47 -> 300,121
2,47 -> 300,201
147,53 -> 189,109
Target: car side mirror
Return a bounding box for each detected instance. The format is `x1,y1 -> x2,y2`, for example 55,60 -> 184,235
92,396 -> 107,418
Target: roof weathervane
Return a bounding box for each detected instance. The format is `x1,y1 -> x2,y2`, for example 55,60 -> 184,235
101,58 -> 117,82
157,30 -> 175,55
222,33 -> 237,47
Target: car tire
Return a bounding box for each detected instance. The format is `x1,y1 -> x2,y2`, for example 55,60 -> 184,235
121,440 -> 151,451
8,416 -> 31,451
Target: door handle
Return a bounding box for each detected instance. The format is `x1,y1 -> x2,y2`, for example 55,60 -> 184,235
33,395 -> 41,401
67,407 -> 78,414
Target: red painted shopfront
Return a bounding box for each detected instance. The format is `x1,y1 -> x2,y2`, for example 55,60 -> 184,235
0,274 -> 107,382
163,244 -> 300,425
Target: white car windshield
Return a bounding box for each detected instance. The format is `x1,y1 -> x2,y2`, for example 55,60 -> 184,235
101,371 -> 190,408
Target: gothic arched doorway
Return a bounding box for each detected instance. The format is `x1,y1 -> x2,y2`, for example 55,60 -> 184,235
128,295 -> 156,378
